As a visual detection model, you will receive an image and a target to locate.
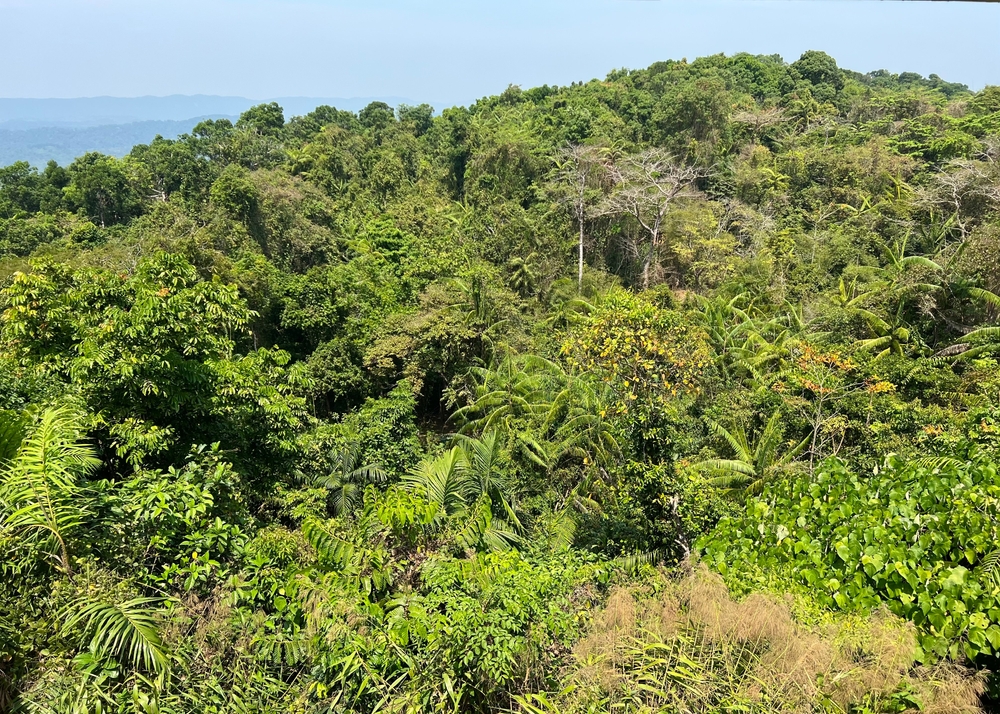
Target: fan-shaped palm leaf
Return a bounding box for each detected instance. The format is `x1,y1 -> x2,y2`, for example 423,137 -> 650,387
316,443 -> 385,517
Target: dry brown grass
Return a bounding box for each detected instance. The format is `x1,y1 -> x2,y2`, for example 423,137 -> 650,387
535,567 -> 987,714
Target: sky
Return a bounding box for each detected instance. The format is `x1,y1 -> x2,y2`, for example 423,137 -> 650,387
1,0 -> 999,105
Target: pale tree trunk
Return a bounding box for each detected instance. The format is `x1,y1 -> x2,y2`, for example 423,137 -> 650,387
642,246 -> 652,290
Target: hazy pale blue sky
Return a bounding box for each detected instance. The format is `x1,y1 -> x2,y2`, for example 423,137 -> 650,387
1,0 -> 998,104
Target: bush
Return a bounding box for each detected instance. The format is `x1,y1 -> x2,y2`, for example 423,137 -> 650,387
702,453 -> 1000,661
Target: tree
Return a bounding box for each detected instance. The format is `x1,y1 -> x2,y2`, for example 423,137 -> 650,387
128,136 -> 209,203
403,435 -> 521,552
791,50 -> 844,91
315,443 -> 385,517
855,306 -> 921,360
397,103 -> 435,136
237,102 -> 286,137
693,412 -> 809,495
359,102 -> 395,131
601,150 -> 704,289
0,254 -> 309,468
941,287 -> 1000,361
64,153 -> 139,227
552,145 -> 606,291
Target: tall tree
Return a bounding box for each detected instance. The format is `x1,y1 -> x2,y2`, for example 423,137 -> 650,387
602,150 -> 704,289
552,145 -> 606,291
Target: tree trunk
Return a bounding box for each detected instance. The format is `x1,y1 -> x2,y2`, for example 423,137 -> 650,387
642,246 -> 652,290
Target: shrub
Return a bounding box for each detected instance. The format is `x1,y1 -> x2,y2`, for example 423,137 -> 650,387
702,453 -> 1000,661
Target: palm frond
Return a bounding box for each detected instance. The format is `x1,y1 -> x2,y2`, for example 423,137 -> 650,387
693,459 -> 757,478
0,406 -> 99,573
899,255 -> 943,272
911,456 -> 965,471
453,500 -> 519,553
980,549 -> 1000,589
541,508 -> 578,550
969,287 -> 1000,310
303,517 -> 356,568
61,596 -> 169,674
855,336 -> 891,352
776,434 -> 811,466
403,447 -> 472,518
705,420 -> 752,464
612,548 -> 669,574
963,326 -> 1000,342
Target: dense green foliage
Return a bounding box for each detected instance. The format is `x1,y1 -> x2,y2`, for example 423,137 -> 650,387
705,453 -> 1000,662
3,51 -> 1000,712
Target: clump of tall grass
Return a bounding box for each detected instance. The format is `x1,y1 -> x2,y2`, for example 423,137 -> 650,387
518,567 -> 984,713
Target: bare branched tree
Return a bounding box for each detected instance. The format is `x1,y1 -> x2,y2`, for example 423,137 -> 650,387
552,145 -> 607,291
601,150 -> 705,289
915,136 -> 1000,239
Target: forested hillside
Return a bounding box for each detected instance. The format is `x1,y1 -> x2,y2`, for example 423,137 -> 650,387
3,51 -> 1000,713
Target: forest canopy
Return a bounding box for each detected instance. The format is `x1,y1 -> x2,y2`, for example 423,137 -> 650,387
3,50 -> 1000,713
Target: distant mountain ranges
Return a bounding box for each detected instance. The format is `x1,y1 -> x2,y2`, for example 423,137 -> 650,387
0,95 -> 431,166
0,117 -> 237,167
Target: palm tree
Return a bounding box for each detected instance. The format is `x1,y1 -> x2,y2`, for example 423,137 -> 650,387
0,406 -> 100,574
854,305 -> 922,360
697,293 -> 803,385
507,253 -> 539,297
833,276 -> 878,313
940,287 -> 1000,361
876,233 -> 942,302
315,443 -> 385,517
452,355 -> 557,467
543,278 -> 598,330
403,436 -> 521,552
697,293 -> 763,380
455,431 -> 521,529
404,446 -> 474,522
693,412 -> 809,495
545,379 -> 621,468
